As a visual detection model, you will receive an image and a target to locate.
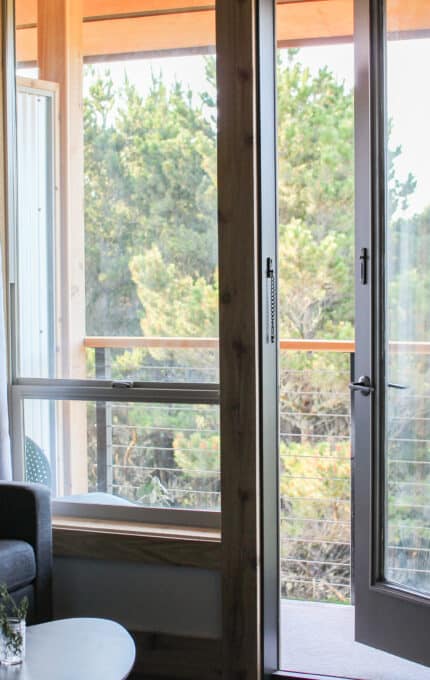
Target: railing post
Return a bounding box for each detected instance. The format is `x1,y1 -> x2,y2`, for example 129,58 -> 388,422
95,347 -> 112,493
350,350 -> 355,605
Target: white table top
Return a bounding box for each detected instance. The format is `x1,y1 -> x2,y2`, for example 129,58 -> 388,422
0,618 -> 136,680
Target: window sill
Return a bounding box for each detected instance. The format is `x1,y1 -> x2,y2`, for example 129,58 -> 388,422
52,516 -> 221,569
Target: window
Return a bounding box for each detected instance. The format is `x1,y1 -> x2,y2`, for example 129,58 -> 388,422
10,0 -> 220,526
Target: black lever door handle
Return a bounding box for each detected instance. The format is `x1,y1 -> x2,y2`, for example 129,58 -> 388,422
387,383 -> 408,390
349,376 -> 375,396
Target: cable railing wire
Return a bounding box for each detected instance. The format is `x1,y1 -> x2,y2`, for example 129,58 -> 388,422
88,337 -> 430,604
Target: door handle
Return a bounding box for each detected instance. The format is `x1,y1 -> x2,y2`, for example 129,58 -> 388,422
349,375 -> 375,396
387,383 -> 408,390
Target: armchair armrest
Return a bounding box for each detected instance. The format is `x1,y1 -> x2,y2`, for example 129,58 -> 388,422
0,482 -> 52,622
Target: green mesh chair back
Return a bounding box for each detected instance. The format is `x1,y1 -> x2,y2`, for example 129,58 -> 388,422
24,437 -> 52,488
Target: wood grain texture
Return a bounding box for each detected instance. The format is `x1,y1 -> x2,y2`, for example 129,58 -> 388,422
16,0 -> 214,26
16,0 -> 430,64
216,1 -> 260,678
53,515 -> 220,538
84,336 -> 219,349
38,0 -> 86,379
53,519 -> 221,569
38,0 -> 88,494
83,10 -> 215,58
131,631 -> 221,679
83,336 -> 430,355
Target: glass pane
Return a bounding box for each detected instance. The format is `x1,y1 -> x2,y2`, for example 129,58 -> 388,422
277,1 -> 355,600
277,0 -> 359,675
14,2 -> 218,382
23,399 -> 220,511
384,1 -> 430,596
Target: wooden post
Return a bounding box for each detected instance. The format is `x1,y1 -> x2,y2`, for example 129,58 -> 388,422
95,347 -> 112,493
38,0 -> 87,494
217,1 -> 261,678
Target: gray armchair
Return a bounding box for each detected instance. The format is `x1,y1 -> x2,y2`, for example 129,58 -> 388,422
0,482 -> 52,623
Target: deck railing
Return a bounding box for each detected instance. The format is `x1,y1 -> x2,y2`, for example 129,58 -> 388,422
84,336 -> 430,604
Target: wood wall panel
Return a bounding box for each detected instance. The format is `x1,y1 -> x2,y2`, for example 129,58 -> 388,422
53,520 -> 221,569
131,631 -> 221,679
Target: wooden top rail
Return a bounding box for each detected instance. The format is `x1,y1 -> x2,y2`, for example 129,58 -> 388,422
84,337 -> 430,354
84,336 -> 220,349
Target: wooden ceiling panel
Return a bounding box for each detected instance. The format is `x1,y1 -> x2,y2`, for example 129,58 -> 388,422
14,0 -> 430,65
83,10 -> 215,58
83,0 -> 214,18
387,1 -> 430,34
277,0 -> 353,45
16,0 -> 37,27
15,0 -> 214,26
16,26 -> 37,64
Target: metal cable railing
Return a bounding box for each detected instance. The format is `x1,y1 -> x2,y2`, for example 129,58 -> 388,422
84,336 -> 430,604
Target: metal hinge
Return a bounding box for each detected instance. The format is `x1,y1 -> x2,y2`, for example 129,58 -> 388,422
266,257 -> 276,344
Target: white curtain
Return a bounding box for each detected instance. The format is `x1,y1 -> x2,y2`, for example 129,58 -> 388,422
0,242 -> 12,479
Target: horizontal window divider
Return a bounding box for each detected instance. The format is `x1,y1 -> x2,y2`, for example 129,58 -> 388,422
11,380 -> 220,404
52,500 -> 221,530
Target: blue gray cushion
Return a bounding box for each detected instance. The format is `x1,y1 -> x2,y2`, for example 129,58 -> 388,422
0,540 -> 36,591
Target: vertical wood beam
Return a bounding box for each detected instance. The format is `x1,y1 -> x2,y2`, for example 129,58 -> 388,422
38,0 -> 85,380
38,0 -> 87,493
217,1 -> 261,678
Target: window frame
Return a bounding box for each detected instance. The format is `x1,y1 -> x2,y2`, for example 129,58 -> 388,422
6,0 -> 222,530
10,380 -> 221,528
4,0 -> 273,675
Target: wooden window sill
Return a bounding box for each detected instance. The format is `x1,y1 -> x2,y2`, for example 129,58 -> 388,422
53,516 -> 221,569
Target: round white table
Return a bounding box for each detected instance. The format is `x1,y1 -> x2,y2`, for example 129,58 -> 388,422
0,618 -> 136,679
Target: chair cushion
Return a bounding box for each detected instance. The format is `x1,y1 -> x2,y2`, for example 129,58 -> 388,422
0,540 -> 36,591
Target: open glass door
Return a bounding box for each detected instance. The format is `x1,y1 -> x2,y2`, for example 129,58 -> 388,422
272,0 -> 430,676
354,0 -> 430,667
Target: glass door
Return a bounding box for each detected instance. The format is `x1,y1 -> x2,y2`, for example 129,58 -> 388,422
354,0 -> 430,667
270,0 -> 430,676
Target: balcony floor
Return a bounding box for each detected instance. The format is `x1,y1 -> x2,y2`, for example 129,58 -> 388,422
281,600 -> 430,680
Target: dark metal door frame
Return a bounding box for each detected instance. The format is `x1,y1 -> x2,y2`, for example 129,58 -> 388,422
354,0 -> 430,666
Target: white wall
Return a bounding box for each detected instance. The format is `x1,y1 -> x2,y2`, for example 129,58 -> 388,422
53,557 -> 222,638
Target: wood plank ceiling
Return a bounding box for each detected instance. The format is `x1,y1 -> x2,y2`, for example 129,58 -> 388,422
16,0 -> 430,65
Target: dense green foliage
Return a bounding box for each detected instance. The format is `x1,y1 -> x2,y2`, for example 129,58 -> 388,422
83,51 -> 427,601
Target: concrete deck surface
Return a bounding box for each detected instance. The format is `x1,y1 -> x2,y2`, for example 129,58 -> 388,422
281,600 -> 430,680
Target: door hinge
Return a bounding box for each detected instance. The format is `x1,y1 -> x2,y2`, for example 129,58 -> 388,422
266,257 -> 276,344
